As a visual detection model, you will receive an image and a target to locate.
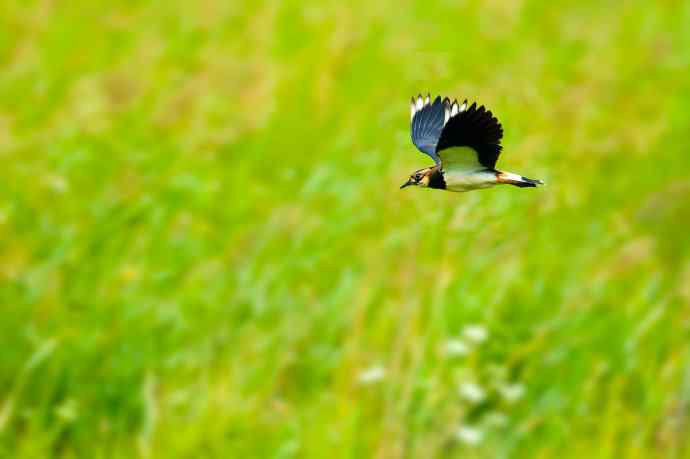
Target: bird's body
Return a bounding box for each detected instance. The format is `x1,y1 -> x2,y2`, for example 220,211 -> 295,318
445,168 -> 498,192
401,94 -> 543,192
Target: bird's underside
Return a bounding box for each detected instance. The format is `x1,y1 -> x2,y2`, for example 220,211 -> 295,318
402,94 -> 543,192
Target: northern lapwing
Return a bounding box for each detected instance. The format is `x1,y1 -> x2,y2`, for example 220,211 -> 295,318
401,94 -> 543,192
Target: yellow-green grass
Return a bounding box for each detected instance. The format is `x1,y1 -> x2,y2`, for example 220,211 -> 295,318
1,0 -> 690,457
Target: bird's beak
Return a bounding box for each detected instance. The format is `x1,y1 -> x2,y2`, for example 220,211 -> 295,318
400,179 -> 414,189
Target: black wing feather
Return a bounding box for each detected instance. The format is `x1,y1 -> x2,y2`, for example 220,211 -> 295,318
435,102 -> 503,169
410,95 -> 445,165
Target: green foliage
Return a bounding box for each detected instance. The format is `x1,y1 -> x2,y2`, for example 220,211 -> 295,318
1,1 -> 690,457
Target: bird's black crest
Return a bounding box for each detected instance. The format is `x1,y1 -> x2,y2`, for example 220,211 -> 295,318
435,102 -> 503,169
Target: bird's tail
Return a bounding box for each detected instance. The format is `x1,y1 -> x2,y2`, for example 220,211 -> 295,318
496,171 -> 544,188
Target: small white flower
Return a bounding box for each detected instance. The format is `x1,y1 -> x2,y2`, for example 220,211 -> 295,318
358,365 -> 385,384
498,383 -> 525,402
444,339 -> 469,356
458,382 -> 486,403
456,425 -> 483,445
463,325 -> 488,343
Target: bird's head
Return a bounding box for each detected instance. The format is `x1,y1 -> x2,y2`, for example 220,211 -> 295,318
400,167 -> 434,189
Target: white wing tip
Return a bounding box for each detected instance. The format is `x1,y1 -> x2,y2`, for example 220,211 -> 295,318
411,93 -> 467,123
411,93 -> 434,120
450,100 -> 459,116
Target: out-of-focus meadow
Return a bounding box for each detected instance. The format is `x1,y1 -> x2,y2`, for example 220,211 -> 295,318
1,0 -> 690,457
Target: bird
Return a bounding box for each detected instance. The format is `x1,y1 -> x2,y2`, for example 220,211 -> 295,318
400,94 -> 543,192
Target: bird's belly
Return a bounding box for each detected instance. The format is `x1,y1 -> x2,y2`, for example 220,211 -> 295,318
444,170 -> 498,192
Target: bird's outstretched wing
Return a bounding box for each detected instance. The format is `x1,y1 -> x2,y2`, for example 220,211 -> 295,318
410,94 -> 445,165
435,102 -> 503,171
410,94 -> 478,166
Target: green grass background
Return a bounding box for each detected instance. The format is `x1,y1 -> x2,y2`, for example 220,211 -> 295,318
2,0 -> 690,457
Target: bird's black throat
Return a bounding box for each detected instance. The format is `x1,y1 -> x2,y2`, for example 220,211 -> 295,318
427,168 -> 446,189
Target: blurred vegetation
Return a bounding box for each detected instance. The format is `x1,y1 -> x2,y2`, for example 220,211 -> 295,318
1,0 -> 690,457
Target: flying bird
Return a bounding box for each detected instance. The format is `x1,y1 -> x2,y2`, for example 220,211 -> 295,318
401,94 -> 543,192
